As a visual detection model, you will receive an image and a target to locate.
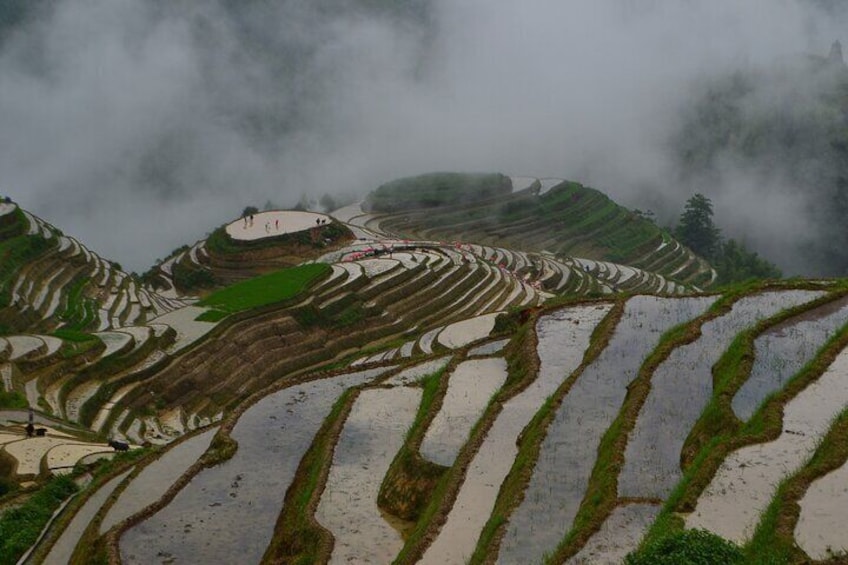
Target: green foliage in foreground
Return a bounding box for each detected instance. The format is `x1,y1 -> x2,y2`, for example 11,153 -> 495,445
626,529 -> 743,565
198,263 -> 330,313
0,390 -> 27,409
368,172 -> 511,212
0,475 -> 78,564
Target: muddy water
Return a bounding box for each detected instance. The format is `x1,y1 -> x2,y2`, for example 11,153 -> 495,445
420,358 -> 508,466
418,304 -> 612,565
795,455 -> 848,560
685,349 -> 848,545
468,339 -> 509,357
120,367 -> 392,565
316,387 -> 421,564
567,503 -> 660,565
43,470 -> 133,565
437,313 -> 500,349
382,357 -> 450,386
732,295 -> 848,421
619,290 -> 824,499
498,296 -> 715,564
102,427 -> 217,533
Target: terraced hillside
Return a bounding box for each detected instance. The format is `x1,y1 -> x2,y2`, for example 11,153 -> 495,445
5,281 -> 841,565
4,177 -> 848,565
146,209 -> 354,294
0,202 -> 185,334
367,174 -> 716,289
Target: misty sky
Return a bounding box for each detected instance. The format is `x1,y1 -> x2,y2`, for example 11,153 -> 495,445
0,0 -> 845,272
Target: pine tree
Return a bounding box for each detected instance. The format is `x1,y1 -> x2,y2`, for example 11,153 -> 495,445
675,193 -> 721,260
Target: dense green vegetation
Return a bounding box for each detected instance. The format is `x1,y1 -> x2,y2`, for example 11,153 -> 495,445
0,220 -> 53,312
379,369 -> 448,525
368,172 -> 512,212
625,529 -> 743,565
0,475 -> 78,564
0,390 -> 27,409
198,263 -> 330,313
171,261 -> 216,291
57,278 -> 98,331
375,176 -> 696,283
205,219 -> 349,257
672,55 -> 848,275
674,193 -> 781,284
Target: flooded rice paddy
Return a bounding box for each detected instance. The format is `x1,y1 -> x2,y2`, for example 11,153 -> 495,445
43,470 -> 133,565
316,387 -> 420,564
419,304 -> 611,565
619,290 -> 824,499
795,455 -> 848,560
685,348 -> 848,544
103,427 -> 217,533
120,367 -> 392,564
498,296 -> 715,564
420,358 -> 508,466
567,503 -> 661,565
732,294 -> 848,420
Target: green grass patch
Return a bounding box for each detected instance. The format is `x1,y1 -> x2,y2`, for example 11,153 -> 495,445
51,329 -> 97,343
0,390 -> 27,409
378,368 -> 449,526
262,388 -> 355,564
194,309 -> 229,322
743,407 -> 848,564
198,263 -> 330,313
625,528 -> 743,565
0,475 -> 78,564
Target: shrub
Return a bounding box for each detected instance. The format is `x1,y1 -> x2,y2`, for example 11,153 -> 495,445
0,390 -> 27,409
625,529 -> 743,565
0,475 -> 78,563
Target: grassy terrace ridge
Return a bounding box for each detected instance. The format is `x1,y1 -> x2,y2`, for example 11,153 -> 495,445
197,263 -> 331,314
371,177 -> 706,286
631,281 -> 848,563
745,406 -> 848,564
0,474 -> 78,564
367,172 -> 512,213
471,297 -> 624,564
537,286 -> 752,563
389,312 -> 538,564
262,387 -> 357,564
378,364 -> 452,528
24,448 -> 149,565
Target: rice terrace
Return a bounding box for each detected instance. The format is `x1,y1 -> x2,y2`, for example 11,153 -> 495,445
3,172 -> 848,565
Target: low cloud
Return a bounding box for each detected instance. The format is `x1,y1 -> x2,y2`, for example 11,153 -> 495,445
0,0 -> 844,272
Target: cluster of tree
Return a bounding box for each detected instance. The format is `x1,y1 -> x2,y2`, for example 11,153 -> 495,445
674,194 -> 781,285
671,55 -> 848,276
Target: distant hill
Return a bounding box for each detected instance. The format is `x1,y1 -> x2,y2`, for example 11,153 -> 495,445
670,52 -> 848,275
368,173 -> 716,288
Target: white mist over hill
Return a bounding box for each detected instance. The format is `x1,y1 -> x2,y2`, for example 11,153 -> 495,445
0,0 -> 844,272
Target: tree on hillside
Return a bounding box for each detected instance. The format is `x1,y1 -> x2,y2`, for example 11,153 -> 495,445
675,193 -> 721,260
714,239 -> 781,285
242,206 -> 259,218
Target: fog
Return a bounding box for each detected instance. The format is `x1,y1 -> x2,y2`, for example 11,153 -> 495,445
0,0 -> 845,272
